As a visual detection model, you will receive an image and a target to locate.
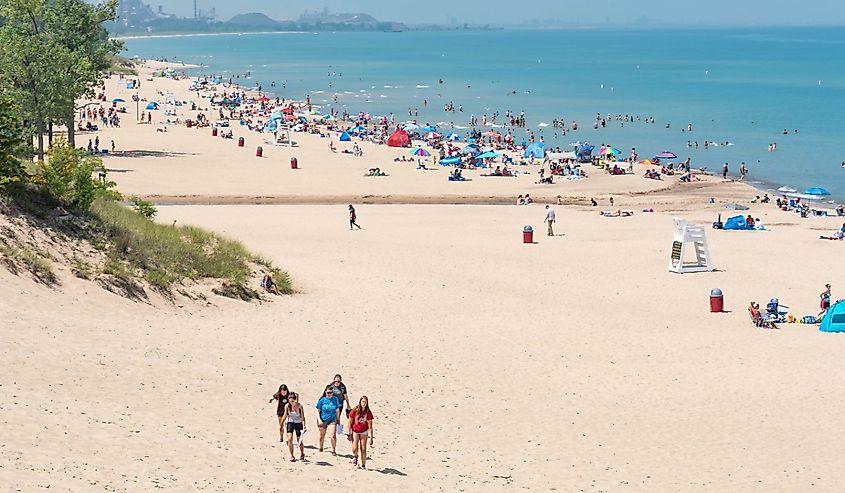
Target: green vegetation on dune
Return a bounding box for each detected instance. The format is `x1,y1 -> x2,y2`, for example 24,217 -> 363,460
89,198 -> 292,292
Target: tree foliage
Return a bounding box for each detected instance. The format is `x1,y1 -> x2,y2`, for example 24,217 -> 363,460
0,91 -> 29,190
0,0 -> 121,157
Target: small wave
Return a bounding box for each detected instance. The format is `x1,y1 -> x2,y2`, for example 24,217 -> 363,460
416,85 -> 430,88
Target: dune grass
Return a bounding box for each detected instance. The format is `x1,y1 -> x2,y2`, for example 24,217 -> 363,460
89,198 -> 291,292
0,241 -> 57,285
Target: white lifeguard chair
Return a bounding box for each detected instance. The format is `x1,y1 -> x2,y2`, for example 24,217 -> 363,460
668,218 -> 714,274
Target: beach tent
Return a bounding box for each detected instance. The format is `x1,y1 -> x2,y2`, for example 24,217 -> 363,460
339,131 -> 351,142
440,156 -> 461,166
524,142 -> 545,159
723,215 -> 749,230
820,300 -> 845,333
145,102 -> 160,110
576,144 -> 594,162
387,130 -> 410,147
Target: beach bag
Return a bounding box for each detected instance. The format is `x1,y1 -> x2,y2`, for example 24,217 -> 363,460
802,315 -> 817,324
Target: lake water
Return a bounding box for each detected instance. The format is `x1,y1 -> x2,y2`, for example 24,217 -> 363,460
124,28 -> 845,200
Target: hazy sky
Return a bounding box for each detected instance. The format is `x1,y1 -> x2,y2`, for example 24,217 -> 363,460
157,0 -> 845,26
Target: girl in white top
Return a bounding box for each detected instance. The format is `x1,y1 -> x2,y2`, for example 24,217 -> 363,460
280,392 -> 307,462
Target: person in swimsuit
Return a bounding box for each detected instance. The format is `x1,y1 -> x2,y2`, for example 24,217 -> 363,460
349,205 -> 362,230
347,395 -> 374,469
280,392 -> 307,462
268,384 -> 290,442
820,283 -> 832,317
316,386 -> 341,455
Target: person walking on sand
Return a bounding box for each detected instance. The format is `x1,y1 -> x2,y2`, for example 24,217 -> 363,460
820,283 -> 832,317
268,384 -> 290,442
722,162 -> 729,179
544,205 -> 556,236
328,374 -> 351,417
280,392 -> 307,462
349,205 -> 362,230
316,386 -> 341,455
347,395 -> 374,469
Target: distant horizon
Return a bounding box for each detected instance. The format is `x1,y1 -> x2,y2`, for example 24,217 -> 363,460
127,0 -> 845,27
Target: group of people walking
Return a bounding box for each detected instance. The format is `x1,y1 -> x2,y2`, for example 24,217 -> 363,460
269,374 -> 374,469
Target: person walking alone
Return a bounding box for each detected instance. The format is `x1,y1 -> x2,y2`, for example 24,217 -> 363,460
544,205 -> 556,236
349,205 -> 362,230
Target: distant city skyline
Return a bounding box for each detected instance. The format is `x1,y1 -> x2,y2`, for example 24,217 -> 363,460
142,0 -> 845,26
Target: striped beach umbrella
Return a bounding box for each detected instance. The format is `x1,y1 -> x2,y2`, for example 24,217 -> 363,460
410,147 -> 431,157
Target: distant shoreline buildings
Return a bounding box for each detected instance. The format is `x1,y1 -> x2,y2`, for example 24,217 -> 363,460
109,0 -> 495,34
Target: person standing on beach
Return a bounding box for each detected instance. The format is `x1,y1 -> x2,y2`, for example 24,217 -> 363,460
316,386 -> 341,455
268,384 -> 291,442
820,283 -> 832,317
544,205 -> 556,236
347,396 -> 374,469
348,205 -> 362,230
280,392 -> 307,462
722,163 -> 729,179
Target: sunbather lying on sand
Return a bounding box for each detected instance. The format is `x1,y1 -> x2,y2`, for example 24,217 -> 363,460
601,210 -> 634,217
364,168 -> 388,177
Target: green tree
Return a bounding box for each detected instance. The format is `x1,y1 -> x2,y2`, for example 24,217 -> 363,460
0,0 -> 121,157
44,0 -> 122,147
0,92 -> 29,190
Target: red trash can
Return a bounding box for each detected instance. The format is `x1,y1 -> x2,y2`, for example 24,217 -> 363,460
212,127 -> 218,137
256,146 -> 263,157
523,225 -> 534,244
290,157 -> 298,169
710,288 -> 724,312
238,136 -> 245,147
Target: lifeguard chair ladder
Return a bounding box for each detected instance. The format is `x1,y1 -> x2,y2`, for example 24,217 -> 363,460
669,218 -> 714,274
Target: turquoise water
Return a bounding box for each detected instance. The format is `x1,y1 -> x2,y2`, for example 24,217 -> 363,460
124,28 -> 845,199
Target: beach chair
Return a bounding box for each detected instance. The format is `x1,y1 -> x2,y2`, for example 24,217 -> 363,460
766,298 -> 789,323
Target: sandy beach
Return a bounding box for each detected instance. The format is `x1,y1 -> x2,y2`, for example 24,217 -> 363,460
3,61 -> 845,491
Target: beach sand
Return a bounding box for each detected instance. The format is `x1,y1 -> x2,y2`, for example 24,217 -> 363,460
3,62 -> 845,491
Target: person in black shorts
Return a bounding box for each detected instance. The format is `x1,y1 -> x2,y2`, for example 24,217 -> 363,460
281,392 -> 307,462
268,384 -> 290,442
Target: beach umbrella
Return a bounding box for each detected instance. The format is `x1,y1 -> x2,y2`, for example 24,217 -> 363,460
403,123 -> 420,131
112,98 -> 125,103
420,125 -> 437,133
446,133 -> 461,141
804,187 -> 831,197
599,146 -> 620,156
654,151 -> 677,159
410,147 -> 430,157
323,114 -> 336,121
476,151 -> 500,159
145,102 -> 160,110
425,132 -> 441,140
258,95 -> 270,102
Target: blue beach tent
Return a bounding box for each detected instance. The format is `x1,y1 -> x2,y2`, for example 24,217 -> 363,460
146,102 -> 160,110
723,215 -> 748,230
524,142 -> 545,158
339,131 -> 351,142
820,300 -> 845,333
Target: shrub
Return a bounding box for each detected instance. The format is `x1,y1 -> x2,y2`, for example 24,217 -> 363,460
33,142 -> 119,210
128,195 -> 157,220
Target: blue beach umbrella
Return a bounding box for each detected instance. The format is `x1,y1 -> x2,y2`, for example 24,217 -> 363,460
112,98 -> 125,103
476,151 -> 500,159
804,187 -> 831,197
